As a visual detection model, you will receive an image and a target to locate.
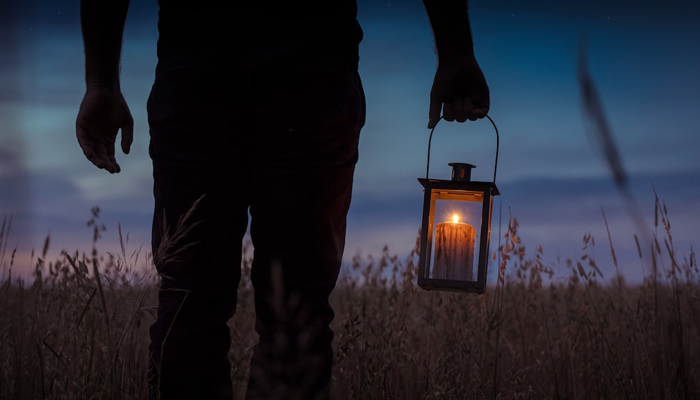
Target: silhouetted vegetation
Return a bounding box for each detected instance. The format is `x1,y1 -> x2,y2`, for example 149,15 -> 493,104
1,196 -> 698,399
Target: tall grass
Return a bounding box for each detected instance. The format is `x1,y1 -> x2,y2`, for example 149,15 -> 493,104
1,197 -> 698,399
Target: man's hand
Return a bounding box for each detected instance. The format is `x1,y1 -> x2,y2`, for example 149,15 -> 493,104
428,58 -> 489,129
76,87 -> 133,173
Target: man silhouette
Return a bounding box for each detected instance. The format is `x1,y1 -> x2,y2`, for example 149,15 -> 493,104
76,0 -> 489,399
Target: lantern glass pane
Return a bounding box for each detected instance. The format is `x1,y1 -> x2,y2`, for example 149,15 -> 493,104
429,189 -> 484,282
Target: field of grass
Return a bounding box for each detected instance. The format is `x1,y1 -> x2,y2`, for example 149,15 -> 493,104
1,199 -> 698,400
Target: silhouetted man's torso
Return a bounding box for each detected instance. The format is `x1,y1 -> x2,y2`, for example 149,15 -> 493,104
156,0 -> 363,68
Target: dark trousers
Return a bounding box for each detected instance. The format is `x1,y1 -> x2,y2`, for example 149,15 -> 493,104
146,56 -> 365,400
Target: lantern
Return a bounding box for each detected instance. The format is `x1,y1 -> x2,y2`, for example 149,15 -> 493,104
417,117 -> 500,294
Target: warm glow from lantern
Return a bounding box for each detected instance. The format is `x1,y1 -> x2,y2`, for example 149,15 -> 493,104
452,214 -> 459,223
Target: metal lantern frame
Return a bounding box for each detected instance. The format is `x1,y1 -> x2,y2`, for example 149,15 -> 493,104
417,116 -> 500,294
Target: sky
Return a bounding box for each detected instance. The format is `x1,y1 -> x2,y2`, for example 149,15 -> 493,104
1,0 -> 699,285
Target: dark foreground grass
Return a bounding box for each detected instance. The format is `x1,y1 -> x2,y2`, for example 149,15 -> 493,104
1,199 -> 698,399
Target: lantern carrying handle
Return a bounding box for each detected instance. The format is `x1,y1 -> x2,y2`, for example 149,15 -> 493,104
425,115 -> 499,183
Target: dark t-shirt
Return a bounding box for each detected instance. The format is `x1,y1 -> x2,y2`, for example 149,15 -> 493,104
156,0 -> 363,68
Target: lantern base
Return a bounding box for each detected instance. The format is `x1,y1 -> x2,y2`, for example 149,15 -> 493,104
417,277 -> 486,294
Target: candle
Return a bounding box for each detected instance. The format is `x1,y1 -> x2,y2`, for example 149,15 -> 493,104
433,214 -> 476,280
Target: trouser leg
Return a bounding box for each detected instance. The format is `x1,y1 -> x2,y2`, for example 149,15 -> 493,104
146,63 -> 248,400
245,164 -> 355,400
148,176 -> 247,400
243,64 -> 365,400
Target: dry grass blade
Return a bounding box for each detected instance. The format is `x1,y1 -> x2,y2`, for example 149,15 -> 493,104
93,257 -> 110,328
601,207 -> 618,269
577,37 -> 626,187
0,216 -> 14,276
541,303 -> 560,400
153,195 -> 205,270
64,252 -> 86,282
76,287 -> 98,329
577,35 -> 651,257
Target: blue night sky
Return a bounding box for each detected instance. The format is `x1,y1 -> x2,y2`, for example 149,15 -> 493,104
1,0 -> 699,284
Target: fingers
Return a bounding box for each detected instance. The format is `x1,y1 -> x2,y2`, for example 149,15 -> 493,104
437,96 -> 488,126
121,114 -> 134,155
431,95 -> 486,128
443,97 -> 473,122
106,142 -> 121,173
76,124 -> 103,169
474,95 -> 490,119
93,141 -> 120,174
77,137 -> 119,173
76,121 -> 122,174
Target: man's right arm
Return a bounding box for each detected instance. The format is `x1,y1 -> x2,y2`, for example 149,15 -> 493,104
76,0 -> 134,174
422,0 -> 489,128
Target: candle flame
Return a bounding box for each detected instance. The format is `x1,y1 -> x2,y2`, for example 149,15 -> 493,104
452,214 -> 459,223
